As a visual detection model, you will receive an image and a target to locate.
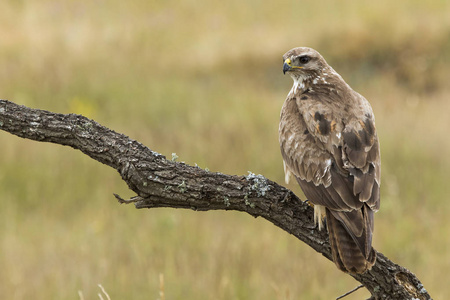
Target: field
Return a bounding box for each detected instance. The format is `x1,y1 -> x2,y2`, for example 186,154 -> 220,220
1,0 -> 449,299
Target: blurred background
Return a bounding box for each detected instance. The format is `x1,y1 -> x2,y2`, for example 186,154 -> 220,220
0,0 -> 449,299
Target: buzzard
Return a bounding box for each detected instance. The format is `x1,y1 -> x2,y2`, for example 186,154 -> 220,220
279,47 -> 380,274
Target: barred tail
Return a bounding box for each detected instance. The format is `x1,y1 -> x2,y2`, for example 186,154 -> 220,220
326,209 -> 376,274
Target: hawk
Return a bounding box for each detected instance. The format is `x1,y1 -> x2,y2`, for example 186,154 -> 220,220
279,47 -> 380,274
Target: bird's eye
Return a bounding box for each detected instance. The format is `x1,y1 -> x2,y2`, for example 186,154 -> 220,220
299,56 -> 310,64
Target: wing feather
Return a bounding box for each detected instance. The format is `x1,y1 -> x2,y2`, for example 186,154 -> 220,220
279,91 -> 381,267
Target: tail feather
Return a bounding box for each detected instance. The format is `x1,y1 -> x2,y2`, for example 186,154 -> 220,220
326,209 -> 376,274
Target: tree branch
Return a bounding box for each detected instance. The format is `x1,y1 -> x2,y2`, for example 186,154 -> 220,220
0,99 -> 431,299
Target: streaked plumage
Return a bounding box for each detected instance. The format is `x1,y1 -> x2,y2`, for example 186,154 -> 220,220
279,47 -> 380,274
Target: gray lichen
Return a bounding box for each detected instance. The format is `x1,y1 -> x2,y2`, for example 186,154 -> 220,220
171,153 -> 179,162
178,180 -> 187,193
223,196 -> 230,207
245,171 -> 272,197
244,195 -> 255,208
83,121 -> 93,130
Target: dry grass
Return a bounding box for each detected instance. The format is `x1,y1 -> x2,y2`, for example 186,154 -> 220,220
1,0 -> 449,299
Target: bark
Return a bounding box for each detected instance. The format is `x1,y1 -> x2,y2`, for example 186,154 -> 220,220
0,99 -> 431,300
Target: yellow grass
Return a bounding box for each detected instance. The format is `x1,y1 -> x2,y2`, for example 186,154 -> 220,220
1,0 -> 450,299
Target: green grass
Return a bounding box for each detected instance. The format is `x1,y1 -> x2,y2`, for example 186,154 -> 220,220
1,0 -> 450,299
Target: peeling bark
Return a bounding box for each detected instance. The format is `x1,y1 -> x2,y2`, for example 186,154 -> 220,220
0,100 -> 431,300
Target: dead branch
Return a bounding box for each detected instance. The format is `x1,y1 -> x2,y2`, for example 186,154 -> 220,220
0,99 -> 431,299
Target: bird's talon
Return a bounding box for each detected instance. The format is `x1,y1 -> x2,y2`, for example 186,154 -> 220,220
303,199 -> 314,207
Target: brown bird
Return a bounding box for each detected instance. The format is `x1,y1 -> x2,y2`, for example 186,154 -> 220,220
279,47 -> 380,274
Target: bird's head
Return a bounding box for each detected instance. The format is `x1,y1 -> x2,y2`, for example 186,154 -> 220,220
282,47 -> 327,79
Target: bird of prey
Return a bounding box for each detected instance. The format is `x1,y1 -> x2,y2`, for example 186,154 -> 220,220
279,47 -> 380,274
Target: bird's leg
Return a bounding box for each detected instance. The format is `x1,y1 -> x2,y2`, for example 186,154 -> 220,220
313,204 -> 327,231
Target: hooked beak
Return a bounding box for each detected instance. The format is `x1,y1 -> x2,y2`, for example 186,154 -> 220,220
283,62 -> 291,74
283,58 -> 292,74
